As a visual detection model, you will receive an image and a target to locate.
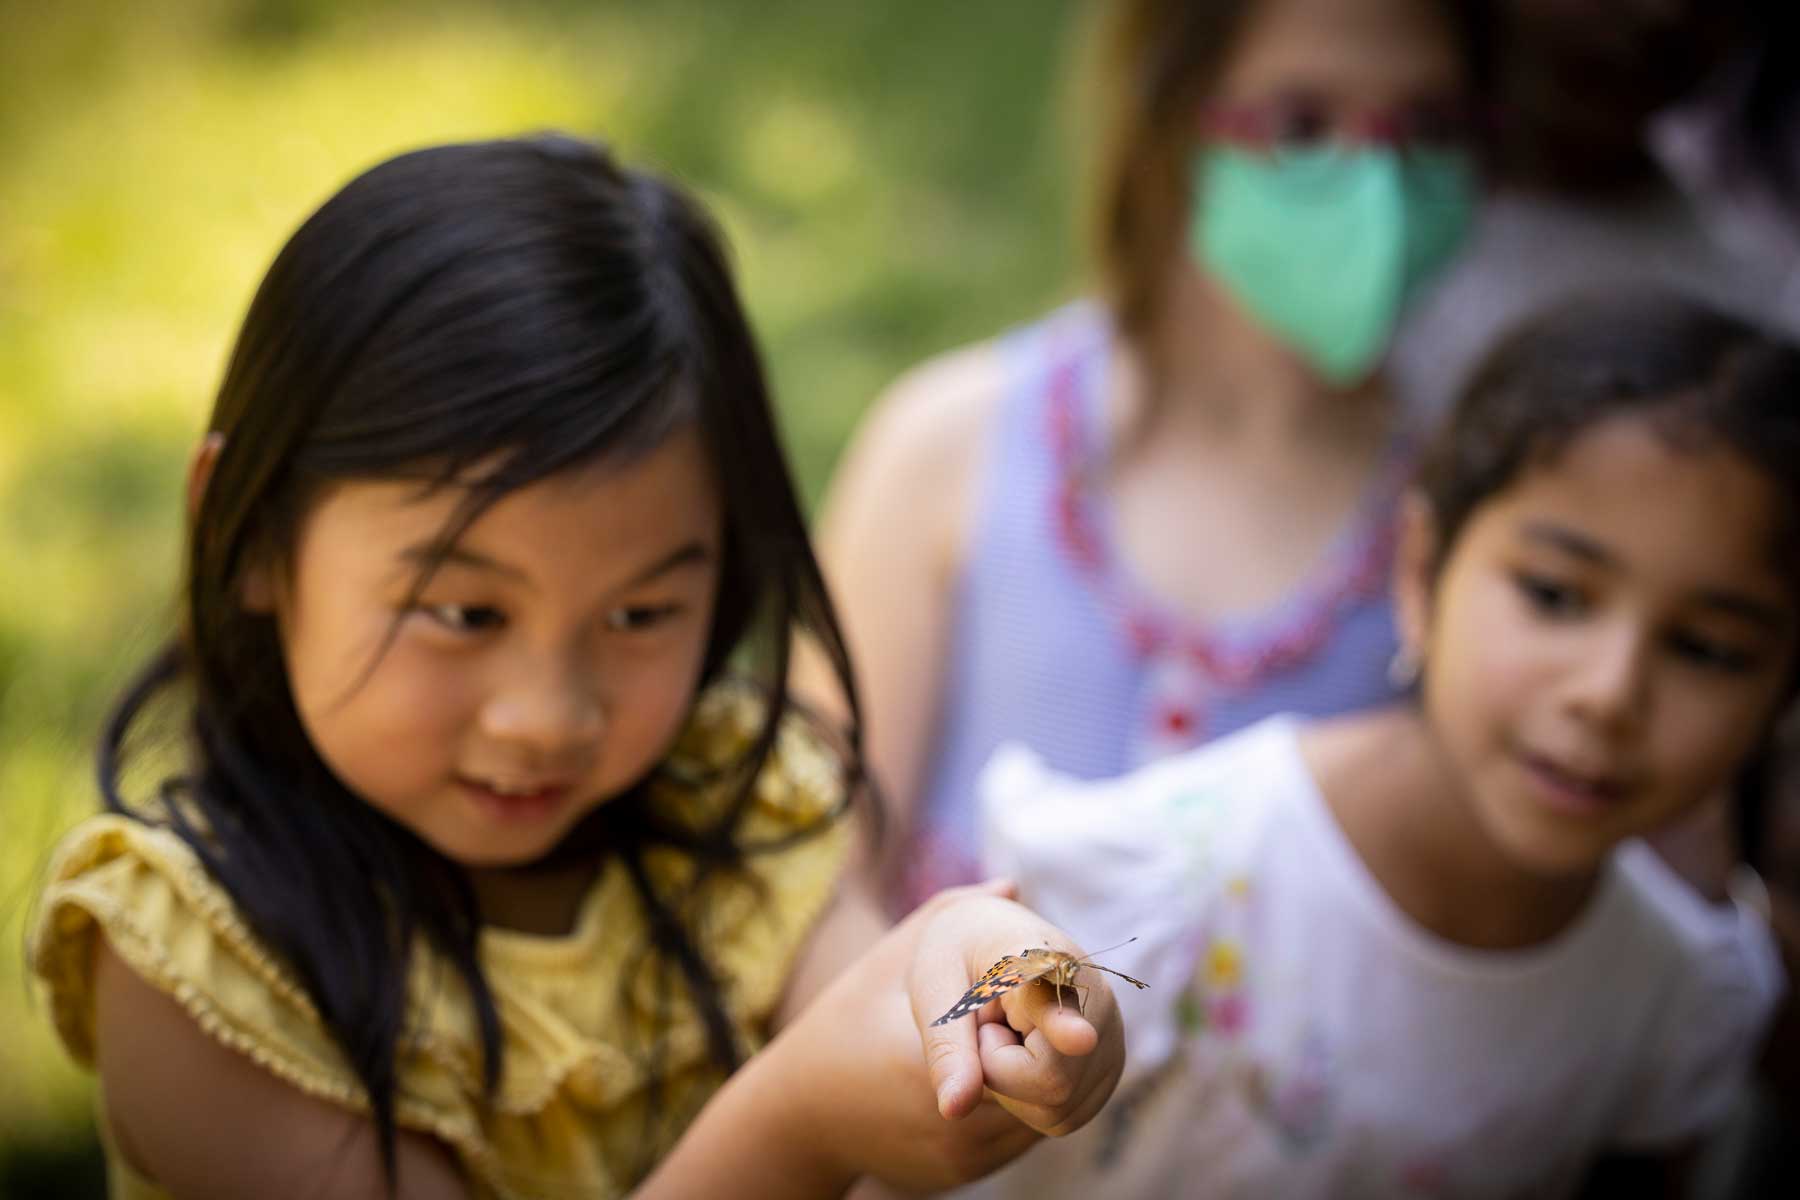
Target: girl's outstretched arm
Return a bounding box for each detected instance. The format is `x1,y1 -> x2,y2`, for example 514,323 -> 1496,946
641,882 -> 1128,1197
97,882 -> 1120,1199
93,940 -> 471,1200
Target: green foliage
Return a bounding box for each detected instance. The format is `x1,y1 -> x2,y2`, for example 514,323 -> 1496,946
0,0 -> 1083,1180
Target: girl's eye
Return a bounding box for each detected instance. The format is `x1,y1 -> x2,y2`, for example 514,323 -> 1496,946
605,603 -> 680,632
424,604 -> 505,634
1666,630 -> 1757,675
1513,573 -> 1585,618
1269,98 -> 1334,148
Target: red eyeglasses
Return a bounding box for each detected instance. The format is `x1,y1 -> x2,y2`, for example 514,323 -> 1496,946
1198,94 -> 1493,157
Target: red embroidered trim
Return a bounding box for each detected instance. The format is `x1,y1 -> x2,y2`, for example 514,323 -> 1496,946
1158,704 -> 1198,738
1045,340 -> 1405,692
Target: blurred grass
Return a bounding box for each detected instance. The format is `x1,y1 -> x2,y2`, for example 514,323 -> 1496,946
0,0 -> 1081,1187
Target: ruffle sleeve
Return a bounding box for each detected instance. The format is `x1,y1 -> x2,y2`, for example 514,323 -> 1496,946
29,815 -> 367,1109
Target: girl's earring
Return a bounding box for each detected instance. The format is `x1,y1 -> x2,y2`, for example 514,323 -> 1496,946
1387,644 -> 1423,690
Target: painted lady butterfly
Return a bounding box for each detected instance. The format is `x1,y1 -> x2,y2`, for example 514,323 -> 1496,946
930,939 -> 1149,1027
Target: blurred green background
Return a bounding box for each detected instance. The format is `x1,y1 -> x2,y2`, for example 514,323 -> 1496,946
0,0 -> 1084,1190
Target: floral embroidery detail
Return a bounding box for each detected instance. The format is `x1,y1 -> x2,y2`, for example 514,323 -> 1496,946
1176,985 -> 1207,1035
1170,786 -> 1224,811
1243,1027 -> 1335,1151
1206,939 -> 1245,990
1158,704 -> 1197,738
1209,991 -> 1250,1035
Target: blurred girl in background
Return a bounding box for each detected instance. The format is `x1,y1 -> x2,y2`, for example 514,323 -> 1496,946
808,0 -> 1497,913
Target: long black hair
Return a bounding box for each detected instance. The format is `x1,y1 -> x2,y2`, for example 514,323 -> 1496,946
98,134 -> 867,1182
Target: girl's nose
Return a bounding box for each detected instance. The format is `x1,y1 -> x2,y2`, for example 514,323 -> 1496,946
480,659 -> 605,756
1565,623 -> 1651,735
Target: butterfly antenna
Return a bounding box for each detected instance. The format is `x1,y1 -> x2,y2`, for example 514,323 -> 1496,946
1087,963 -> 1150,989
1081,935 -> 1139,960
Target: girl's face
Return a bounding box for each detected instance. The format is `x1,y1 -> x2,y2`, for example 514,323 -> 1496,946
1186,0 -> 1479,383
1399,416 -> 1798,876
1206,0 -> 1470,148
263,426 -> 723,868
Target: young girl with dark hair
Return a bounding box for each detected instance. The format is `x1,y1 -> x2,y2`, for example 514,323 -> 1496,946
27,134 -> 1125,1199
975,290 -> 1797,1196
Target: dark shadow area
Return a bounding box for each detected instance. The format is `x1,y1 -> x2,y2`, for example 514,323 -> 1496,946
0,1130 -> 106,1200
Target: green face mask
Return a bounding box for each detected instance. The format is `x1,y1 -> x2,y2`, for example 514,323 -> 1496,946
1190,145 -> 1477,385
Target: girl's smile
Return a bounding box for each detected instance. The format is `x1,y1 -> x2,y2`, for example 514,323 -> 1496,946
1510,745 -> 1630,818
455,776 -> 577,825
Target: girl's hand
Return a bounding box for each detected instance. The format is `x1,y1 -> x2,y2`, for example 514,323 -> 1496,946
791,880 -> 1126,1190
907,886 -> 1127,1139
770,881 -> 1048,1194
644,881 -> 1127,1197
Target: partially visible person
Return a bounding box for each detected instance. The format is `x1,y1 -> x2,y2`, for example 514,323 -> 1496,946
27,134 -> 1126,1200
975,291 -> 1797,1197
1391,0 -> 1800,417
1648,0 -> 1800,278
808,0 -> 1498,916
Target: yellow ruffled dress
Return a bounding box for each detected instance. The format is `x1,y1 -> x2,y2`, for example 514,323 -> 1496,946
30,685 -> 851,1200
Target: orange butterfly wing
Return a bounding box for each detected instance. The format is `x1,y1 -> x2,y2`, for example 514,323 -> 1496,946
929,952 -> 1052,1026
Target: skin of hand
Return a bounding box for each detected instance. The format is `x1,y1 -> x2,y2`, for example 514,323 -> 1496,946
699,881 -> 1128,1196
906,889 -> 1125,1137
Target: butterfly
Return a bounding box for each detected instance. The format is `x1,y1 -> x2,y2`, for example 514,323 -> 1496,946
930,938 -> 1149,1027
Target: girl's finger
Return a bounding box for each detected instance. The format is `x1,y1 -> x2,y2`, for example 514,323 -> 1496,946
977,1015 -> 1023,1055
975,1026 -> 1084,1110
915,1000 -> 986,1120
998,979 -> 1100,1057
995,1059 -> 1114,1139
1029,1002 -> 1100,1057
